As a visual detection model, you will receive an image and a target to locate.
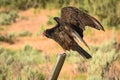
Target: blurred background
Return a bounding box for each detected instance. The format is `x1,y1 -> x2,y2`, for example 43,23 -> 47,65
0,0 -> 120,80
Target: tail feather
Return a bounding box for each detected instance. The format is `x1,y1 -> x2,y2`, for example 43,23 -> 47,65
73,45 -> 92,59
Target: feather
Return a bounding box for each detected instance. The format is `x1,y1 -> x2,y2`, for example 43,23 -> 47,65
71,28 -> 90,50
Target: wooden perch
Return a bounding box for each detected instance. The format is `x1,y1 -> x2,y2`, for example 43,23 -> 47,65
49,53 -> 66,80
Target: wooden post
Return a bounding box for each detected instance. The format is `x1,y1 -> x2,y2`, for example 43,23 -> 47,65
49,53 -> 66,80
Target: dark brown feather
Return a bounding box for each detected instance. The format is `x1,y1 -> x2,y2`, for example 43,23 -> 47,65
43,6 -> 105,59
44,25 -> 92,59
61,6 -> 105,31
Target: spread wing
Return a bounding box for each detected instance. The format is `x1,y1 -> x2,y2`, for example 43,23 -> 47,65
61,7 -> 105,31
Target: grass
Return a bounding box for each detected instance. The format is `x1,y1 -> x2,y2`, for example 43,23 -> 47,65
0,10 -> 19,25
36,25 -> 46,35
66,50 -> 81,64
17,30 -> 32,37
7,30 -> 32,37
0,38 -> 120,80
0,31 -> 32,43
0,45 -> 46,80
47,15 -> 56,25
74,73 -> 87,80
0,35 -> 14,44
47,12 -> 60,26
87,38 -> 120,80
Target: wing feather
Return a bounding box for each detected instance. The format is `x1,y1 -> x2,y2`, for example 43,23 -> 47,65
61,7 -> 105,31
71,30 -> 90,50
64,26 -> 90,49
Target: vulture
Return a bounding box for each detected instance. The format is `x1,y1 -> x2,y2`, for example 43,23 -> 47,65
43,6 -> 105,59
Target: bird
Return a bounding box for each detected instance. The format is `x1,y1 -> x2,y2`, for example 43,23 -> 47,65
43,6 -> 104,59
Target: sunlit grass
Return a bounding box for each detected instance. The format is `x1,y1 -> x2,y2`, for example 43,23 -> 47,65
88,38 -> 120,80
74,73 -> 87,80
0,45 -> 46,80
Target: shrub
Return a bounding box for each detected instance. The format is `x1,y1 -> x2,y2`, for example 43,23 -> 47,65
0,0 -> 120,27
37,25 -> 46,35
0,34 -> 15,44
0,10 -> 19,25
18,30 -> 32,37
88,39 -> 120,80
0,45 -> 46,80
47,16 -> 56,25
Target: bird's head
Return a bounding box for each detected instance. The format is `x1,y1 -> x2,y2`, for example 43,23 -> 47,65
42,29 -> 52,38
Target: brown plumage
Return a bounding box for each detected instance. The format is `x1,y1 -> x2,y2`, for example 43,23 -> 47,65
43,25 -> 92,59
43,6 -> 105,59
61,6 -> 104,31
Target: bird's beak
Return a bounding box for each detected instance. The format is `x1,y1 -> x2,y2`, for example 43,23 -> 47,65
40,32 -> 45,38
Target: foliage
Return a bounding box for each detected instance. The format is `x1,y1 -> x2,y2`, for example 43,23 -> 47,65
0,0 -> 72,10
0,38 -> 120,79
88,39 -> 120,80
0,10 -> 19,25
17,30 -> 32,37
0,45 -> 46,80
66,38 -> 120,80
66,50 -> 81,64
79,0 -> 120,28
74,74 -> 87,80
0,35 -> 14,44
47,16 -> 56,25
37,25 -> 46,35
0,0 -> 119,27
0,31 -> 32,43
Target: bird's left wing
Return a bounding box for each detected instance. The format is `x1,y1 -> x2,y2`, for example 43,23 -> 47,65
61,7 -> 105,31
64,26 -> 90,49
72,11 -> 105,31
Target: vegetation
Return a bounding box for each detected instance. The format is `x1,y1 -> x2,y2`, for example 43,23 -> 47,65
0,34 -> 15,44
46,37 -> 119,80
0,31 -> 32,44
0,45 -> 46,80
0,36 -> 120,80
0,10 -> 18,25
36,25 -> 46,35
88,39 -> 120,80
18,30 -> 32,37
47,16 -> 56,25
0,0 -> 120,27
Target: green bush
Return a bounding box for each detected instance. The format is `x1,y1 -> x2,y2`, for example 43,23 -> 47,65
47,16 -> 55,25
0,34 -> 15,44
0,31 -> 32,43
80,0 -> 120,28
18,30 -> 32,37
0,0 -> 72,10
37,25 -> 46,35
88,39 -> 120,80
0,0 -> 120,27
0,10 -> 19,25
0,45 -> 46,80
